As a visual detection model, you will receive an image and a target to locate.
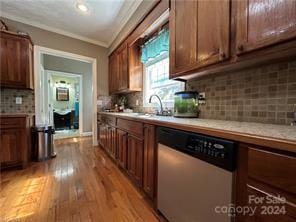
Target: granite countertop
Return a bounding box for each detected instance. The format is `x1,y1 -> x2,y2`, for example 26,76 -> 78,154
99,112 -> 296,153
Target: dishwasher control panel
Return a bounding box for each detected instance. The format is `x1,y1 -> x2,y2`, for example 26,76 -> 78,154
157,127 -> 237,171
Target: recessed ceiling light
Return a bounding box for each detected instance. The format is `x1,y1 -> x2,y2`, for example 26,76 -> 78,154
76,3 -> 88,13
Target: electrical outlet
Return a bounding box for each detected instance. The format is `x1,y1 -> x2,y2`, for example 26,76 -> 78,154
199,92 -> 206,104
15,97 -> 22,104
97,100 -> 103,106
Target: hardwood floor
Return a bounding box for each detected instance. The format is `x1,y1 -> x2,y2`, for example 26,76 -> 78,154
0,137 -> 160,222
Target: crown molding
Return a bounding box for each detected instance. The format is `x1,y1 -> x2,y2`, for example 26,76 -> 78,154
1,12 -> 109,47
1,1 -> 143,49
107,0 -> 143,47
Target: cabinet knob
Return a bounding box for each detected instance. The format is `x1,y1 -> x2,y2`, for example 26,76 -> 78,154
237,44 -> 244,52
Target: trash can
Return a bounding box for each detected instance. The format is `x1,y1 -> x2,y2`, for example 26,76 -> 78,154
32,125 -> 56,161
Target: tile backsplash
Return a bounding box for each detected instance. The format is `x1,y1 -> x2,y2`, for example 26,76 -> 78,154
1,88 -> 35,114
123,60 -> 296,125
2,60 -> 295,125
97,95 -> 118,111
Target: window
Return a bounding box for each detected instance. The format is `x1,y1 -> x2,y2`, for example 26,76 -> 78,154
143,54 -> 184,107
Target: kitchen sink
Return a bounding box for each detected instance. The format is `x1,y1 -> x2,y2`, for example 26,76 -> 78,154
131,113 -> 156,118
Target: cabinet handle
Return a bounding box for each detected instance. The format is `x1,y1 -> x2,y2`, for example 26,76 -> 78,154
237,44 -> 244,52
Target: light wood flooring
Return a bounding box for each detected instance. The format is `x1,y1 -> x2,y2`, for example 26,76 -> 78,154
0,137 -> 159,222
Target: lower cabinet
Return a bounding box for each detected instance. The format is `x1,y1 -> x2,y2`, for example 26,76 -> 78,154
143,124 -> 157,200
0,128 -> 23,166
0,116 -> 31,169
106,126 -> 117,159
236,144 -> 296,222
98,115 -> 157,202
98,123 -> 107,148
127,134 -> 144,187
116,129 -> 128,169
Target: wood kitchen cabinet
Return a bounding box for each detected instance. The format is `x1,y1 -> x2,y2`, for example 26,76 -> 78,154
98,122 -> 108,149
106,126 -> 117,159
236,144 -> 296,221
116,129 -> 128,169
127,134 -> 144,187
128,41 -> 143,91
108,53 -> 118,94
116,42 -> 129,91
108,40 -> 143,94
143,124 -> 157,200
169,0 -> 230,77
236,0 -> 296,55
0,31 -> 34,89
0,116 -> 32,169
98,115 -> 117,159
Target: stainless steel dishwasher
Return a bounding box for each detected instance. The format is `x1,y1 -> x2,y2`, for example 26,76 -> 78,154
157,127 -> 237,222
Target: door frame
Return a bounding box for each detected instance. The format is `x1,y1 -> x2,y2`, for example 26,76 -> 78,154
46,70 -> 83,136
34,46 -> 98,146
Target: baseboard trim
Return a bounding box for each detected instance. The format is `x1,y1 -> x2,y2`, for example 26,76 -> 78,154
81,132 -> 93,137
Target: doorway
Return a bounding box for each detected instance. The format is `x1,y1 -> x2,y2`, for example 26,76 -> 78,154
34,46 -> 98,145
47,71 -> 82,139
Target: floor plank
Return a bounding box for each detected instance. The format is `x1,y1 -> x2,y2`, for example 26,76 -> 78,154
0,137 -> 159,222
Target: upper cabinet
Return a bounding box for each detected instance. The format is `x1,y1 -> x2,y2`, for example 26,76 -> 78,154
170,0 -> 230,77
108,52 -> 118,94
117,42 -> 129,91
128,40 -> 143,92
169,0 -> 296,79
0,31 -> 34,89
108,40 -> 143,94
108,0 -> 169,95
236,0 -> 296,54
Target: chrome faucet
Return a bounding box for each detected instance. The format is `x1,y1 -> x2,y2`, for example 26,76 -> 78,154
149,94 -> 163,115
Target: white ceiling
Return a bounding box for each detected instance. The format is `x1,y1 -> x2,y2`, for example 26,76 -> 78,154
0,0 -> 143,47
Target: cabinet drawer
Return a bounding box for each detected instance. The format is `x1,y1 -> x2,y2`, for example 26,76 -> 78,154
117,118 -> 143,138
248,148 -> 296,196
0,117 -> 26,128
248,147 -> 296,219
101,115 -> 116,126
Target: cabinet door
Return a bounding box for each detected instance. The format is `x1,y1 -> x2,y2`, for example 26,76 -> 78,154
143,124 -> 156,200
117,42 -> 128,91
99,124 -> 107,148
128,41 -> 142,91
0,33 -> 33,89
108,126 -> 117,159
127,135 -> 143,187
116,129 -> 128,169
170,0 -> 230,77
106,126 -> 112,153
108,53 -> 118,94
97,121 -> 101,144
236,145 -> 296,221
0,128 -> 22,166
236,0 -> 296,54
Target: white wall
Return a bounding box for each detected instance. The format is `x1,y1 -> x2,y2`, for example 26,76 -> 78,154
44,54 -> 93,133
